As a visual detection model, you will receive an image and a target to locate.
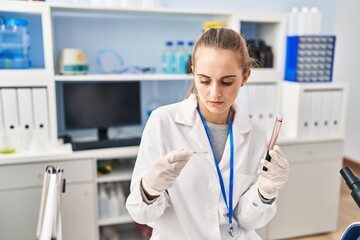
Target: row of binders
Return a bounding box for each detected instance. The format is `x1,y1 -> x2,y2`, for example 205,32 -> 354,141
282,86 -> 344,139
0,87 -> 50,153
299,90 -> 343,137
237,83 -> 278,138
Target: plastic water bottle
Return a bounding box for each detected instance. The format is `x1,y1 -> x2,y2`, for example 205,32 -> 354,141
116,183 -> 126,215
161,41 -> 175,73
98,184 -> 109,218
0,18 -> 30,69
185,41 -> 194,73
108,186 -> 120,217
174,40 -> 187,74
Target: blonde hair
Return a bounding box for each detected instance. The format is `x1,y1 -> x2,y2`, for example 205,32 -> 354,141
186,28 -> 255,97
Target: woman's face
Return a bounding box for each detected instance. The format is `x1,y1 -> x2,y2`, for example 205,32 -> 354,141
192,47 -> 250,124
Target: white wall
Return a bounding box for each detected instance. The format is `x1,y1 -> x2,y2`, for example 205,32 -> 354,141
163,0 -> 337,34
334,0 -> 360,162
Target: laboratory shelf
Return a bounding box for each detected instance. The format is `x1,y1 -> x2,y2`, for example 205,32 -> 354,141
50,3 -> 231,18
97,167 -> 133,183
98,213 -> 134,226
247,68 -> 282,83
54,70 -> 281,83
0,69 -> 53,82
54,73 -> 193,82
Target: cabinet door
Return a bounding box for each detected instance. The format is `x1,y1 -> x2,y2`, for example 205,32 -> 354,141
265,141 -> 343,239
62,183 -> 98,240
0,187 -> 42,240
0,183 -> 97,240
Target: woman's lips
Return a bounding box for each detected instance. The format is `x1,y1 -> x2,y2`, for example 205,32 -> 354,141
208,101 -> 224,106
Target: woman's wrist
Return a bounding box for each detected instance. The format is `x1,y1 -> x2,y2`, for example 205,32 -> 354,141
141,178 -> 160,200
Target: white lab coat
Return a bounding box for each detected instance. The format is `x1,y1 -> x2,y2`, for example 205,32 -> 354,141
126,94 -> 276,240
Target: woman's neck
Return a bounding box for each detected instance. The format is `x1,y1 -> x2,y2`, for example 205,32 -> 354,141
199,104 -> 230,125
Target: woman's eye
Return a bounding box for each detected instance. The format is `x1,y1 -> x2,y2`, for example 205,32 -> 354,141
222,81 -> 233,86
199,78 -> 210,84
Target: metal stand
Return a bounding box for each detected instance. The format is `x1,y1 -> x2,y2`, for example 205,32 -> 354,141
36,166 -> 66,240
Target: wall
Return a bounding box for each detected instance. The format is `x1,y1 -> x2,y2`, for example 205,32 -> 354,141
333,0 -> 360,162
162,0 -> 337,34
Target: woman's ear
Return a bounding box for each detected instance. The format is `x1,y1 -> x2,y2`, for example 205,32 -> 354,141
241,69 -> 251,87
191,65 -> 194,74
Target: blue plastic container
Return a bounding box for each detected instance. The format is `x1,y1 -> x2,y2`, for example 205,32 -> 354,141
0,18 -> 31,69
284,35 -> 336,83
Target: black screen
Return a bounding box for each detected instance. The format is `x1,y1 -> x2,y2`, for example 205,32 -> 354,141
62,82 -> 141,130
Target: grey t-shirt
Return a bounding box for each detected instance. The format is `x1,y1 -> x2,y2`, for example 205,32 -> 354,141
206,121 -> 229,163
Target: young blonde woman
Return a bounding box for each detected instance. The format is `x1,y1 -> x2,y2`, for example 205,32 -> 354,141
126,28 -> 289,240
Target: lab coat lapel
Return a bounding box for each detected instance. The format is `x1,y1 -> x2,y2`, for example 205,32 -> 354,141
219,110 -> 252,170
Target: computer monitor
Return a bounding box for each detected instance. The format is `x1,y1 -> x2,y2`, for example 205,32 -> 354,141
59,81 -> 141,140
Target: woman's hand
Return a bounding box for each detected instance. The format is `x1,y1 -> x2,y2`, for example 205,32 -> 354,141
258,145 -> 289,200
141,149 -> 193,198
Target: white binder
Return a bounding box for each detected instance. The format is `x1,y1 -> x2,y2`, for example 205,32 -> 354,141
330,90 -> 343,135
237,85 -> 251,118
17,88 -> 34,151
255,84 -> 267,131
300,91 -> 312,137
0,88 -> 19,152
17,88 -> 34,131
32,88 -> 50,139
320,90 -> 332,136
0,88 -> 19,132
263,84 -> 277,137
0,91 -> 4,150
310,91 -> 323,136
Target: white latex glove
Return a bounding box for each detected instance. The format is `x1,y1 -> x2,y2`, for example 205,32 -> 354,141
142,149 -> 193,196
258,145 -> 289,200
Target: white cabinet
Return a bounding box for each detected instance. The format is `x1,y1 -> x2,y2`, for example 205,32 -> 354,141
95,153 -> 148,238
260,140 -> 343,239
0,159 -> 97,240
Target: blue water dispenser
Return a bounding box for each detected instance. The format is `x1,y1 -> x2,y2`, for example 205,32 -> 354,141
0,18 -> 31,69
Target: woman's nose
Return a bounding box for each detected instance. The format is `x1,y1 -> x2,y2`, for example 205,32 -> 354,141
210,84 -> 221,97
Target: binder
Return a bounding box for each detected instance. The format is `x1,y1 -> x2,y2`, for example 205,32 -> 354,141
0,91 -> 4,150
36,165 -> 65,240
32,88 -> 50,139
237,85 -> 251,118
0,88 -> 19,132
264,84 -> 277,137
254,84 -> 267,130
320,90 -> 332,136
330,90 -> 343,135
0,88 -> 19,152
17,88 -> 34,151
310,91 -> 323,136
17,88 -> 34,131
300,91 -> 312,137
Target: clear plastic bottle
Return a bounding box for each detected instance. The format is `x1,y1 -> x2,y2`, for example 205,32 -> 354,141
108,185 -> 120,217
116,183 -> 126,215
161,41 -> 175,73
98,184 -> 109,219
174,40 -> 187,74
0,18 -> 30,69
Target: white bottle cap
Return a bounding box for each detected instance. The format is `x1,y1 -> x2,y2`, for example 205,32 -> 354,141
301,6 -> 309,12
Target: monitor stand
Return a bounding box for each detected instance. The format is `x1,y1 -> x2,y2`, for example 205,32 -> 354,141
98,128 -> 108,140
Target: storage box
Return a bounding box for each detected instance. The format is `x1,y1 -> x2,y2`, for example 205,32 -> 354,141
284,35 -> 335,83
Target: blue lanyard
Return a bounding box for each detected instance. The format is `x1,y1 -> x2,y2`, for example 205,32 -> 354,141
197,106 -> 235,236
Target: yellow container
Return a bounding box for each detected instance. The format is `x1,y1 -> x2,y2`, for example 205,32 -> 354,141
202,21 -> 225,32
